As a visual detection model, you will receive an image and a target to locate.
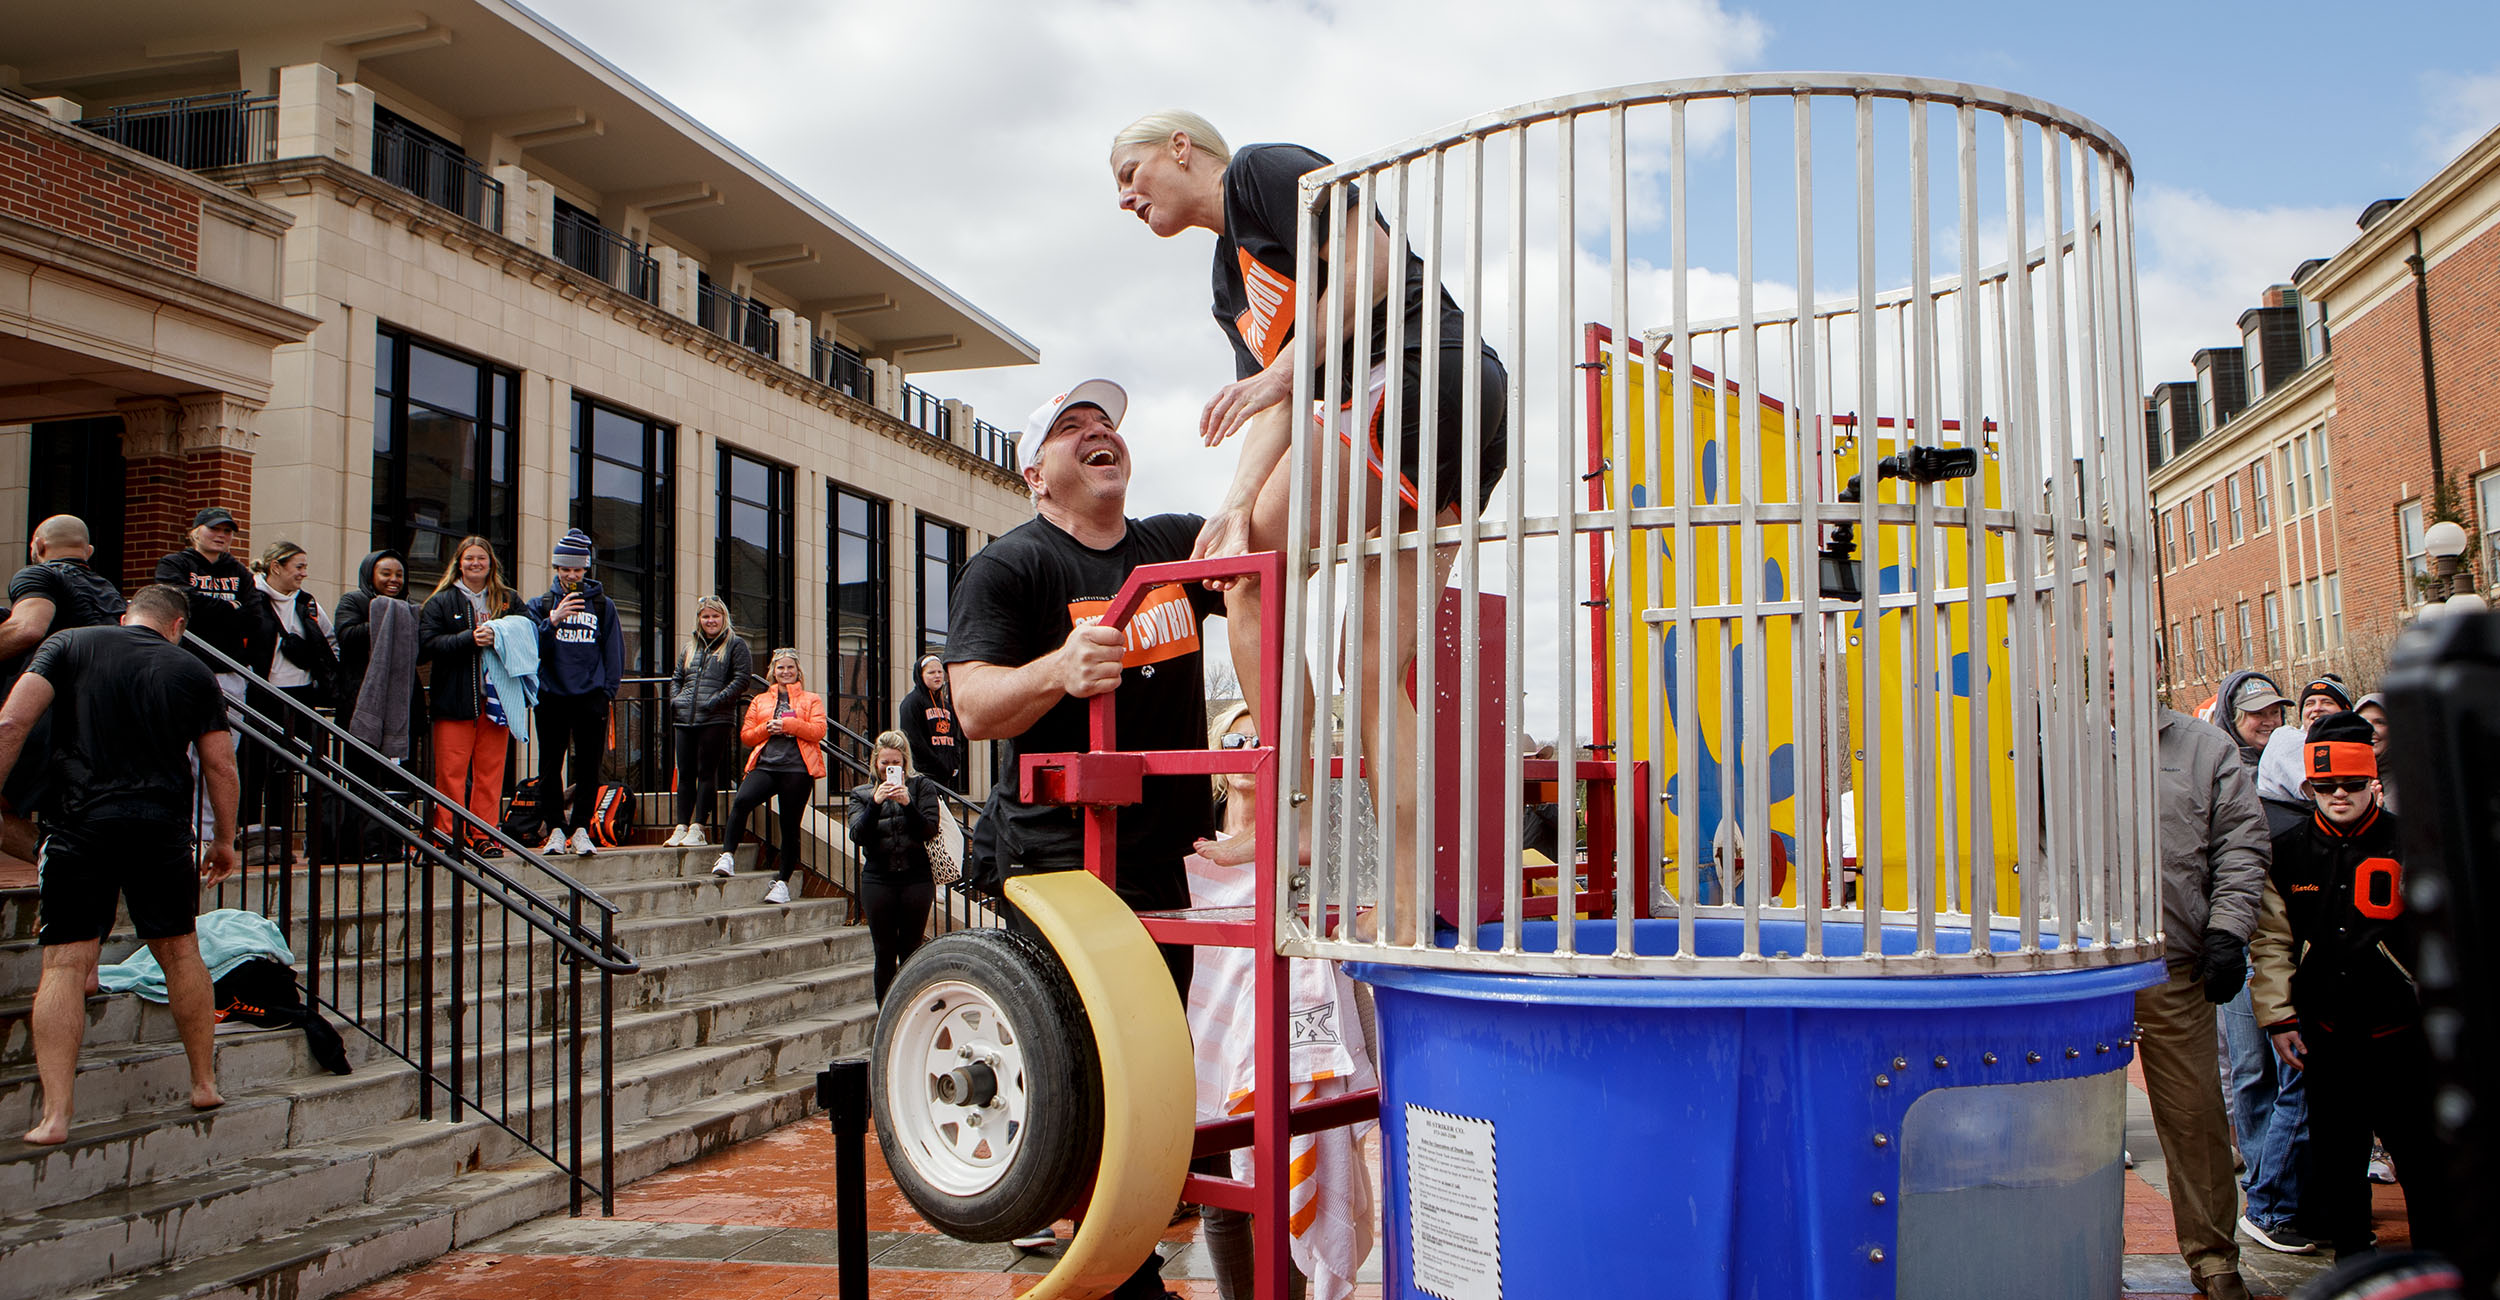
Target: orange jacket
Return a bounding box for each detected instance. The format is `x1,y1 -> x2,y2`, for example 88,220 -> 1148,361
740,685 -> 828,777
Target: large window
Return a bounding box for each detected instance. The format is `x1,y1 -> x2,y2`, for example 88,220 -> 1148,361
2182,498 -> 2200,564
2263,592 -> 2282,663
2323,572 -> 2341,650
2236,600 -> 2253,668
372,325 -> 518,587
2291,582 -> 2311,658
2212,605 -> 2229,673
571,396 -> 674,675
2479,469 -> 2500,588
718,446 -> 794,669
2400,500 -> 2428,606
2313,428 -> 2333,503
2250,461 -> 2272,532
829,484 -> 889,757
916,514 -> 967,659
2292,433 -> 2315,513
2161,511 -> 2177,570
2189,614 -> 2206,678
2226,476 -> 2244,545
2202,488 -> 2219,554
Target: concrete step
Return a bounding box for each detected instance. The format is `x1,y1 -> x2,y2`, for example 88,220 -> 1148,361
281,861 -> 806,959
2,991 -> 184,1069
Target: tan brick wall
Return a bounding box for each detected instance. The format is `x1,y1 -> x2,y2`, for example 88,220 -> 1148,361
0,116 -> 201,273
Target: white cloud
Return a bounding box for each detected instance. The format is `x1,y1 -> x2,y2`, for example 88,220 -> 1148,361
2422,67 -> 2500,169
2129,185 -> 2353,393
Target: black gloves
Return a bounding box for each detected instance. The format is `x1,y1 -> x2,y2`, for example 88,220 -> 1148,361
2201,928 -> 2248,1005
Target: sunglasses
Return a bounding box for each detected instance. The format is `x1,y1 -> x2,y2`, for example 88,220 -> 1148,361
2308,778 -> 2371,796
1219,733 -> 1261,749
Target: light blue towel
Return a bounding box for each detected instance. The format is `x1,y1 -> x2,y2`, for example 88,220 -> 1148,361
97,909 -> 295,1003
484,612 -> 542,742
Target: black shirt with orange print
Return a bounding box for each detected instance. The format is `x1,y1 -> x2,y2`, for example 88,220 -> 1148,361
1213,142 -> 1475,385
945,512 -> 1222,911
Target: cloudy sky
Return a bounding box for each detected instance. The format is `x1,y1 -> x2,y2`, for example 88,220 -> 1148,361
523,0 -> 2497,736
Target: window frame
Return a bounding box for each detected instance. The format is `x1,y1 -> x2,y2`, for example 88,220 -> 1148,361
569,394 -> 675,677
2250,460 -> 2271,532
2479,468 -> 2500,589
915,513 -> 969,660
2262,592 -> 2282,663
2190,613 -> 2207,678
716,443 -> 796,670
2183,498 -> 2200,564
370,323 -> 520,590
2400,500 -> 2428,606
827,482 -> 890,766
2202,487 -> 2220,555
2226,475 -> 2244,545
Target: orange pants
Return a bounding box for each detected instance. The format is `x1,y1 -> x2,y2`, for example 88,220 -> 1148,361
431,717 -> 511,843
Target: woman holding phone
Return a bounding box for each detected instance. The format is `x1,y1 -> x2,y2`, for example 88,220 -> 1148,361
847,729 -> 942,1003
716,648 -> 826,903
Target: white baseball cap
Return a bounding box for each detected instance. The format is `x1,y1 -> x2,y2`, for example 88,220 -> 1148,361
1018,379 -> 1128,467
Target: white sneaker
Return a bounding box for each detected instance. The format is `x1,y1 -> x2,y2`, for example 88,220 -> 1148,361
570,828 -> 597,857
712,852 -> 735,878
680,826 -> 707,848
541,829 -> 570,856
763,879 -> 790,905
663,825 -> 690,848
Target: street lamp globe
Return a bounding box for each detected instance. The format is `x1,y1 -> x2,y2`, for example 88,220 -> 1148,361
2424,519 -> 2469,560
2445,591 -> 2490,615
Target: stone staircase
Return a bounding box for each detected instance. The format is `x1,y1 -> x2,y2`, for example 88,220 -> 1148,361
0,842 -> 875,1300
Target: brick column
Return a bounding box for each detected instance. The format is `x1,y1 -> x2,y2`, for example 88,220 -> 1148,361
119,399 -> 185,589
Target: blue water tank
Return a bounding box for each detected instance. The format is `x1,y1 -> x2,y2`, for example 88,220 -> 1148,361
1350,918 -> 2163,1300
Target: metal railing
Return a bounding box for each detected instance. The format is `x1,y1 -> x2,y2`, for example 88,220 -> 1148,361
968,417 -> 1018,473
898,383 -> 950,442
553,208 -> 658,304
815,714 -> 1000,934
698,282 -> 778,357
372,119 -> 504,230
187,635 -> 635,1214
811,336 -> 873,401
76,91 -> 276,170
1244,75 -> 2156,976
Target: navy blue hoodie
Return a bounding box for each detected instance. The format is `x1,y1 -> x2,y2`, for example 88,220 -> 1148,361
529,576 -> 625,699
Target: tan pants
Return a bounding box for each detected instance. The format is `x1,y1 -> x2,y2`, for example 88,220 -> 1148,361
2135,970 -> 2242,1282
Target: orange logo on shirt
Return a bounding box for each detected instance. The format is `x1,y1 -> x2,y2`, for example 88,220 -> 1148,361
1235,250 -> 1297,368
1067,583 -> 1200,669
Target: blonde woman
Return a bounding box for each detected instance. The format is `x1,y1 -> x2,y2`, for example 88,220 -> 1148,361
665,596 -> 750,846
847,729 -> 942,1003
416,537 -> 527,852
717,648 -> 826,903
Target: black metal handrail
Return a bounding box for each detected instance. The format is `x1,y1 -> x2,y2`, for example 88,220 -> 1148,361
185,633 -> 631,1215
373,118 -> 504,230
552,208 -> 658,304
968,417 -> 1019,473
698,282 -> 777,357
77,91 -> 276,170
898,383 -> 950,442
810,336 -> 872,401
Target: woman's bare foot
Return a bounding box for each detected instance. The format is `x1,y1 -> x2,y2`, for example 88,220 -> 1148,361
1194,833 -> 1256,868
21,1114 -> 71,1146
190,1086 -> 225,1111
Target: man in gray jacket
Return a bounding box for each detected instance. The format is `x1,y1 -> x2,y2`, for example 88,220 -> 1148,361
2142,708 -> 2272,1300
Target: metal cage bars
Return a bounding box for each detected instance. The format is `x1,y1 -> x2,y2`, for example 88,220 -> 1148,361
1269,75 -> 2156,977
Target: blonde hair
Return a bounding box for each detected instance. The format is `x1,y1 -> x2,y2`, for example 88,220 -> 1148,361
873,729 -> 912,775
253,539 -> 307,577
1110,110 -> 1232,168
683,595 -> 738,664
1208,700 -> 1254,799
429,536 -> 513,613
767,646 -> 805,688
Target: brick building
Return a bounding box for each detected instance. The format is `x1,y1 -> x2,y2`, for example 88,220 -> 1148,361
2149,122 -> 2500,708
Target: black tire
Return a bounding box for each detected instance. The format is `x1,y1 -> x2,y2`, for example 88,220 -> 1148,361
870,927 -> 1104,1241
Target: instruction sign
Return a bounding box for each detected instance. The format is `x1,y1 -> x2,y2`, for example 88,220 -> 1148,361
1405,1105 -> 1500,1300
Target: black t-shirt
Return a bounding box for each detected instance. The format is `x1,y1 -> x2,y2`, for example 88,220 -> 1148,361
945,514 -> 1222,910
154,548 -> 258,667
1213,142 -> 1476,384
24,624 -> 228,824
1,557 -> 128,687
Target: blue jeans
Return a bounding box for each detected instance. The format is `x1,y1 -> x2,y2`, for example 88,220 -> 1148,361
2221,980 -> 2307,1229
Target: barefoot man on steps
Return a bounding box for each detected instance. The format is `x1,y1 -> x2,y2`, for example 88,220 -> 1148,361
0,583 -> 239,1144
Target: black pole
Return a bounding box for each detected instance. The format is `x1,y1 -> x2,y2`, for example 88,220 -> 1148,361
819,1058 -> 871,1300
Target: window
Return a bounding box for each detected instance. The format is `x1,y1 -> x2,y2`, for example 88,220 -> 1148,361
371,325 -> 518,587
2212,605 -> 2229,672
828,484 -> 890,761
571,396 -> 674,675
717,446 -> 794,668
2202,488 -> 2220,554
2197,370 -> 2219,437
2480,469 -> 2500,587
2302,297 -> 2330,364
2161,511 -> 2177,570
2291,583 -> 2310,657
2324,572 -> 2341,650
2227,476 -> 2244,544
2236,600 -> 2253,667
2182,499 -> 2199,564
2166,623 -> 2182,678
2242,319 -> 2268,403
2400,500 -> 2428,606
2189,614 -> 2206,678
2263,592 -> 2282,662
2292,433 -> 2315,513
916,515 -> 968,659
2313,429 -> 2332,503
2251,461 -> 2272,532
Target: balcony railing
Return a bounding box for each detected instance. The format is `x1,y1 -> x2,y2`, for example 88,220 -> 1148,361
552,208 -> 658,305
373,119 -> 503,231
898,383 -> 950,443
697,281 -> 778,357
810,336 -> 872,402
77,91 -> 277,171
969,418 -> 1018,473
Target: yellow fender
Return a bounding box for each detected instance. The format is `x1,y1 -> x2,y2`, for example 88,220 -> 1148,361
1005,870 -> 1196,1300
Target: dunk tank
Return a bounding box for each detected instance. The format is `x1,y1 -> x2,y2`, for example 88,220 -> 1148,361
870,75 -> 2163,1299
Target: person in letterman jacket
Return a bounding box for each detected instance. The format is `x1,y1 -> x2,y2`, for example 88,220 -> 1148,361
527,528 -> 624,856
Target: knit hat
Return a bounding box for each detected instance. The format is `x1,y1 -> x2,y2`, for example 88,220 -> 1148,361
2299,677 -> 2353,713
552,528 -> 594,569
2304,710 -> 2378,781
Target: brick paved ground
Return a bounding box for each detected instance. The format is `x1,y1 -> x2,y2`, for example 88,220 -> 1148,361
334,1057 -> 2422,1300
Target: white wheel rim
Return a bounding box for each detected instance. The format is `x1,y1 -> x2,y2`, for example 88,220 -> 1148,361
883,977 -> 1035,1197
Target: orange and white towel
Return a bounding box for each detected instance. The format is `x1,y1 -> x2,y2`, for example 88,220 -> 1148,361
1184,837 -> 1377,1300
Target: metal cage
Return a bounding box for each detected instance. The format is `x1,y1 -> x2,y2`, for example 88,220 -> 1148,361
1272,74 -> 2157,976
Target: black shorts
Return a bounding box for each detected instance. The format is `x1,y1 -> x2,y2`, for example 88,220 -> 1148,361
1332,344 -> 1510,516
36,818 -> 199,946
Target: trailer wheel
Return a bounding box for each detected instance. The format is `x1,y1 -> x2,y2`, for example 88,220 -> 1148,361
870,928 -> 1104,1241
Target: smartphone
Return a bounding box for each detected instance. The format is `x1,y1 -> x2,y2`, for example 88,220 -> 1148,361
885,765 -> 904,787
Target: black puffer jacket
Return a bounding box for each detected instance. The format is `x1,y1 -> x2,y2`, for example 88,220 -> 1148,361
670,632 -> 752,727
416,583 -> 528,722
847,774 -> 941,882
